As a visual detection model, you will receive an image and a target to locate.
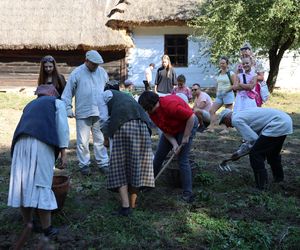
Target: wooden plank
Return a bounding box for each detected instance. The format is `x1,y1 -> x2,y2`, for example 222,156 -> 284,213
0,49 -> 127,86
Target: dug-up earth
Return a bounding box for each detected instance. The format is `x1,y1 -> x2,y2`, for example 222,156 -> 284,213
0,94 -> 300,249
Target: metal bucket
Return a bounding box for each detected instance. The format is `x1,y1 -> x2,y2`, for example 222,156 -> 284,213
51,175 -> 70,210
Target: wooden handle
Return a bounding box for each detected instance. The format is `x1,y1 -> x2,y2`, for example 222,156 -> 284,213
155,145 -> 182,182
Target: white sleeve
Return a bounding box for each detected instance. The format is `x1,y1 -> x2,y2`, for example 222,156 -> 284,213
61,71 -> 76,113
232,115 -> 258,142
98,90 -> 113,127
55,99 -> 70,148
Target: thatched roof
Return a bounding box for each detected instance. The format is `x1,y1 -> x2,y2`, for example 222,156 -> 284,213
0,0 -> 133,51
107,0 -> 202,29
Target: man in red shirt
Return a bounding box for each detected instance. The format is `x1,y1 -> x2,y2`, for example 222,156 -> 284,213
139,91 -> 198,202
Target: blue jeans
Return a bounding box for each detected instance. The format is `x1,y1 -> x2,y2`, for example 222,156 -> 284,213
153,117 -> 198,194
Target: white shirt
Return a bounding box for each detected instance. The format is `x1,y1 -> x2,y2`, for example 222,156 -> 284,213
232,107 -> 293,142
97,90 -> 113,128
55,99 -> 70,148
144,67 -> 153,83
62,63 -> 109,119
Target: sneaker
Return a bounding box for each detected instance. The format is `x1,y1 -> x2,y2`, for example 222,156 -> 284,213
80,166 -> 91,176
43,225 -> 59,237
181,192 -> 195,203
111,207 -> 132,217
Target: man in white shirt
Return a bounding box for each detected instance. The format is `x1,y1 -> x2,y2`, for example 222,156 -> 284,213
143,63 -> 155,91
62,50 -> 109,175
219,107 -> 293,190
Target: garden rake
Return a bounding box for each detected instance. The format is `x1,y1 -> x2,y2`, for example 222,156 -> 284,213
219,152 -> 249,172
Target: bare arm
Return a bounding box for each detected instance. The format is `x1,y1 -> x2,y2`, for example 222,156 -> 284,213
225,73 -> 236,92
233,75 -> 242,91
195,101 -> 207,110
164,133 -> 179,152
182,114 -> 196,145
257,72 -> 264,81
239,75 -> 257,90
57,148 -> 67,169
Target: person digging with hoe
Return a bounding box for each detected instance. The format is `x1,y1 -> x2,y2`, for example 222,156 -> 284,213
138,91 -> 198,202
219,107 -> 293,190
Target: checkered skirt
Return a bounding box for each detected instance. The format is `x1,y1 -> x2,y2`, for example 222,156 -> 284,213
107,120 -> 155,191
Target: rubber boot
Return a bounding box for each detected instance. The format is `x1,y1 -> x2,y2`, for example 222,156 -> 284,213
253,169 -> 268,190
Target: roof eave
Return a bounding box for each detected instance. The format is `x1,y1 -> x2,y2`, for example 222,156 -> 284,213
106,19 -> 189,30
0,43 -> 132,51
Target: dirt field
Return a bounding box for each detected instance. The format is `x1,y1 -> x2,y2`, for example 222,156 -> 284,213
0,91 -> 299,249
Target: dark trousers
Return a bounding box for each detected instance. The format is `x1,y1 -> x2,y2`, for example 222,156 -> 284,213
143,81 -> 151,91
153,117 -> 198,194
249,135 -> 286,188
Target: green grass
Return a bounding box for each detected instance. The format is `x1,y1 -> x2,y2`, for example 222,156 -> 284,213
0,90 -> 300,249
0,93 -> 34,109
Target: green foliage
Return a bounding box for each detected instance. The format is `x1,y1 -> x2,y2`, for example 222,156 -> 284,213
190,0 -> 300,90
194,171 -> 215,186
190,0 -> 300,64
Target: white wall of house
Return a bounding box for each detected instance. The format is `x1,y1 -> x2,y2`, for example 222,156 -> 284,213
273,51 -> 300,90
127,26 -> 300,90
127,26 -> 217,88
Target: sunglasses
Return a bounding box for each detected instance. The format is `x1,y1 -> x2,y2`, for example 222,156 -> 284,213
191,89 -> 199,91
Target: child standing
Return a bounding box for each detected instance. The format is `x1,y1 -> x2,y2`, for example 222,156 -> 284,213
171,74 -> 192,102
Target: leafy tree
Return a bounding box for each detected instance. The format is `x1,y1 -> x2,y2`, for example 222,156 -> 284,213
189,0 -> 300,92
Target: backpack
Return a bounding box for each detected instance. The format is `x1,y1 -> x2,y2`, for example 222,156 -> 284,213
243,72 -> 269,107
255,81 -> 270,106
218,70 -> 233,85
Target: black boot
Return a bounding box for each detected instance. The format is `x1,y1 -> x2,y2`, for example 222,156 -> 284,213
43,225 -> 59,237
112,207 -> 132,217
254,169 -> 268,190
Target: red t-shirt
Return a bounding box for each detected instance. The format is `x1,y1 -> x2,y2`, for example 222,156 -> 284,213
150,95 -> 194,135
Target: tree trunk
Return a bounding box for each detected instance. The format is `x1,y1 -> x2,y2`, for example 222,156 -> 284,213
267,49 -> 282,93
267,33 -> 296,93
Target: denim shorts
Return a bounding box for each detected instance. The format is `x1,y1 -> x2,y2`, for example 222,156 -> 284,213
201,110 -> 211,123
215,91 -> 234,105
